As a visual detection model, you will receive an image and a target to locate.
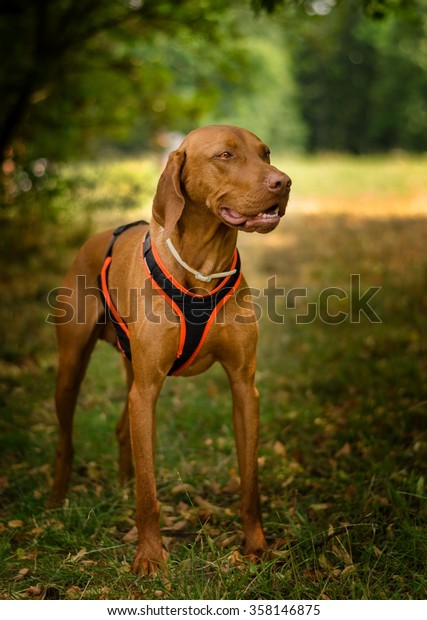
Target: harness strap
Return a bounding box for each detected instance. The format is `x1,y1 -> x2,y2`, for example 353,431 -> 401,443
98,221 -> 148,359
143,231 -> 241,376
98,222 -> 242,377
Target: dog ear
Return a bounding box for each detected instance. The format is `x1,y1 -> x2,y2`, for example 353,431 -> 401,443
152,149 -> 186,240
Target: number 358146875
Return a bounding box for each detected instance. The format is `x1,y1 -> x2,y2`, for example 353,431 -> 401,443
249,605 -> 320,616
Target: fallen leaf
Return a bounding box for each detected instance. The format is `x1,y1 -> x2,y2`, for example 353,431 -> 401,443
71,484 -> 88,494
195,496 -> 222,516
27,585 -> 42,597
98,586 -> 111,600
123,526 -> 138,542
171,483 -> 195,496
71,548 -> 87,562
14,568 -> 29,581
0,476 -> 9,489
340,564 -> 357,578
66,586 -> 82,600
273,441 -> 286,456
310,503 -> 330,511
168,520 -> 189,532
218,533 -> 239,548
31,526 -> 45,536
16,549 -> 37,561
318,553 -> 332,570
227,549 -> 246,568
282,475 -> 295,488
223,475 -> 240,494
332,543 -> 353,566
335,442 -> 351,458
8,520 -> 24,528
345,483 -> 356,499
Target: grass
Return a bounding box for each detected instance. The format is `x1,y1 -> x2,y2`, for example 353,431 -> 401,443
0,153 -> 426,599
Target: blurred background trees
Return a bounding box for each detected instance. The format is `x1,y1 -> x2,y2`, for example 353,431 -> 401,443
0,0 -> 426,193
287,0 -> 427,152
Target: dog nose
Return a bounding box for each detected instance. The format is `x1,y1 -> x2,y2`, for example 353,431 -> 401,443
266,171 -> 292,193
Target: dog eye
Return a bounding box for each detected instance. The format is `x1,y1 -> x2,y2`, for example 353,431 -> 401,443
263,148 -> 271,160
217,151 -> 234,160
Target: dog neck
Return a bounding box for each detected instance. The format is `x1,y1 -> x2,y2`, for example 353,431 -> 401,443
150,206 -> 238,292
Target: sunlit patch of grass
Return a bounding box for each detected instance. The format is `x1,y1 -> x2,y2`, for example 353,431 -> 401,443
276,152 -> 427,217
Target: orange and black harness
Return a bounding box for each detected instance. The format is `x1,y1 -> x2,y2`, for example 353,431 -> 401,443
98,221 -> 242,376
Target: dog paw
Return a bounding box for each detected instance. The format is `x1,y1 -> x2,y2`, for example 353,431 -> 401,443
242,540 -> 269,563
132,543 -> 169,577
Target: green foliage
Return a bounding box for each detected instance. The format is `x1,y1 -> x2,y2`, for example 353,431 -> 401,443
201,9 -> 307,151
286,0 -> 427,152
0,0 -> 246,163
2,0 -> 425,174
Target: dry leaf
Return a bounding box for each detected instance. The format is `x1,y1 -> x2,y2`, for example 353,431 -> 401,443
335,442 -> 351,458
258,456 -> 267,467
171,483 -> 194,496
27,585 -> 42,597
123,526 -> 138,542
318,553 -> 332,570
31,526 -> 44,536
71,484 -> 88,494
310,503 -> 330,511
332,543 -> 353,566
168,519 -> 189,532
14,568 -> 29,581
340,564 -> 357,578
227,549 -> 246,568
273,441 -> 286,456
87,461 -> 101,480
66,586 -> 82,600
223,476 -> 240,494
8,520 -> 24,528
195,496 -> 222,516
98,586 -> 111,600
0,476 -> 9,489
71,548 -> 87,562
218,533 -> 239,548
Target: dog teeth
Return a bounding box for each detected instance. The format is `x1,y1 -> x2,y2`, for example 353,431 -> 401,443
257,206 -> 279,218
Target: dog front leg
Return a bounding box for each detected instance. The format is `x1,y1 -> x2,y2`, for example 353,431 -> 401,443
227,370 -> 268,559
128,380 -> 167,575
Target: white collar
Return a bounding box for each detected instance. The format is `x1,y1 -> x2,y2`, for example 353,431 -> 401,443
165,237 -> 237,283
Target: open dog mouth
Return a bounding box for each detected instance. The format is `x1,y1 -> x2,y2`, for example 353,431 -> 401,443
219,204 -> 282,229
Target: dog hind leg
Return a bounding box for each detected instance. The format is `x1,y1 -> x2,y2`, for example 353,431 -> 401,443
51,278 -> 102,504
116,358 -> 135,484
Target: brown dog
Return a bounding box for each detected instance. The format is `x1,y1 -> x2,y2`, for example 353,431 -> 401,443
52,125 -> 291,574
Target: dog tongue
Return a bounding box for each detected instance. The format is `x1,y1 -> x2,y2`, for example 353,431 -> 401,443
220,208 -> 248,225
